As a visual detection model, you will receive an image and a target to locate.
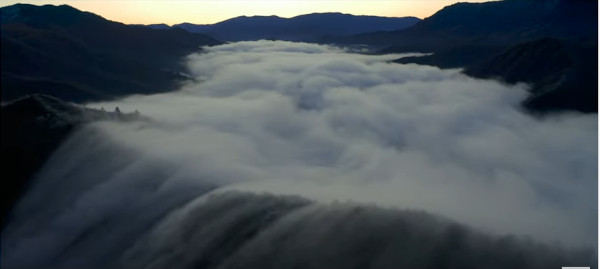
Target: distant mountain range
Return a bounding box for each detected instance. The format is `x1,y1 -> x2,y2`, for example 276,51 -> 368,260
1,4 -> 221,103
146,13 -> 420,42
1,1 -> 597,113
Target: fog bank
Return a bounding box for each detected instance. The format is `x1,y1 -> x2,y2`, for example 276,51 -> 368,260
1,40 -> 596,268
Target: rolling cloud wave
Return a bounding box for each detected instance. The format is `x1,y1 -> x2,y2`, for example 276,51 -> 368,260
1,40 -> 596,268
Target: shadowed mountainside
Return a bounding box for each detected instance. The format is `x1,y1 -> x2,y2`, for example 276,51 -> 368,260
0,94 -> 144,225
1,4 -> 221,103
333,0 -> 597,113
466,37 -> 597,113
397,37 -> 598,113
165,13 -> 420,42
331,0 -> 596,49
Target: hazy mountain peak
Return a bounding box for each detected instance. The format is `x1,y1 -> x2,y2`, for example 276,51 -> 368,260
225,14 -> 285,21
143,23 -> 171,29
172,12 -> 420,42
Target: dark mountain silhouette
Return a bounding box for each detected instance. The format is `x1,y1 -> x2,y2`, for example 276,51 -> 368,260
330,0 -> 596,49
167,13 -> 420,42
394,37 -> 598,113
1,4 -> 221,103
465,38 -> 597,113
145,23 -> 170,30
0,94 -> 144,225
334,0 -> 597,113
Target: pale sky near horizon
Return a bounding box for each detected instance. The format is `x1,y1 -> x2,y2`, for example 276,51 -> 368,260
1,0 -> 495,25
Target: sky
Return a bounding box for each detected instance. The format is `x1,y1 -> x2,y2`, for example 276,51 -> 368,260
1,0 -> 495,25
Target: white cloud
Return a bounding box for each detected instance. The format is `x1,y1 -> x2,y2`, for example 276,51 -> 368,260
102,41 -> 598,243
99,41 -> 597,245
2,40 -> 596,267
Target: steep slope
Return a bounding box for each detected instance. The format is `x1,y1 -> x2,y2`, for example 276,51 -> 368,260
464,38 -> 598,113
0,94 -> 144,224
344,0 -> 597,113
332,0 -> 596,49
171,13 -> 420,42
1,4 -> 221,103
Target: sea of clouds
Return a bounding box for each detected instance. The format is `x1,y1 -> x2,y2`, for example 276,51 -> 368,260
1,40 -> 597,268
100,40 -> 597,245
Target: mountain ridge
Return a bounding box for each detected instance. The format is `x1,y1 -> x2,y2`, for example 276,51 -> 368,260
1,94 -> 144,224
155,12 -> 420,42
343,0 -> 598,113
1,3 -> 222,103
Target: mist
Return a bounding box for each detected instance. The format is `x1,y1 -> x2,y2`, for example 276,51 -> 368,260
100,40 -> 597,244
1,40 -> 596,268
